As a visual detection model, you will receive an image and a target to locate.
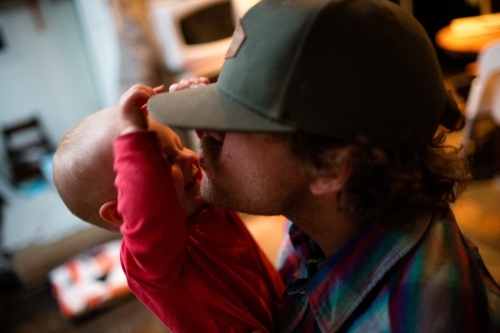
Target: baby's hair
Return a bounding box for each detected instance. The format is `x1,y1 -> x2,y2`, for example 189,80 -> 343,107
53,108 -> 120,230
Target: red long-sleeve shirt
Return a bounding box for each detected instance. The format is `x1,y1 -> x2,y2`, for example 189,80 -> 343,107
114,132 -> 284,333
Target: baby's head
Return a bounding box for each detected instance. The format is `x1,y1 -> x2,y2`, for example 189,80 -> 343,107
53,107 -> 206,232
53,107 -> 121,231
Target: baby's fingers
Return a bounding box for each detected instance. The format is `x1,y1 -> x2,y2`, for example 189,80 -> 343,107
169,77 -> 210,92
120,84 -> 156,110
153,85 -> 165,94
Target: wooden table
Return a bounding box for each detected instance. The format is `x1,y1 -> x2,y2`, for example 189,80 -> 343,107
435,13 -> 500,59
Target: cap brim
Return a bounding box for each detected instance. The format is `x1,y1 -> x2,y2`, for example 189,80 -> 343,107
147,83 -> 293,132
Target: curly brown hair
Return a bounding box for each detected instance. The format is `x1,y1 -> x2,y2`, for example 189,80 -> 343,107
288,92 -> 471,227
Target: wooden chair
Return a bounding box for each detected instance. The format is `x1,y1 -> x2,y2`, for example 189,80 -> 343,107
1,116 -> 54,185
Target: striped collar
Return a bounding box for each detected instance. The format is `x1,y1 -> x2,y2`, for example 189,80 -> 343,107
286,214 -> 431,332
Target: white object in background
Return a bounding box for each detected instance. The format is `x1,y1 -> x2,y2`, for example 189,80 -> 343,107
48,239 -> 129,318
149,0 -> 232,78
231,0 -> 260,18
73,0 -> 120,108
461,41 -> 500,152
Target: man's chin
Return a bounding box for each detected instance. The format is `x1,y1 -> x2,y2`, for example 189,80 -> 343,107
200,177 -> 226,208
200,182 -> 249,214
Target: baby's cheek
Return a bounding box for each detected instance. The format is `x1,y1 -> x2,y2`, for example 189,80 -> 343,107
170,165 -> 186,211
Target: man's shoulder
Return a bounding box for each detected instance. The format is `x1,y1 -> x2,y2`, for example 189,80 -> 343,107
390,211 -> 500,329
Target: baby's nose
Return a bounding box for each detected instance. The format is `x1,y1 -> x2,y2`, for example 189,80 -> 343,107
177,151 -> 196,170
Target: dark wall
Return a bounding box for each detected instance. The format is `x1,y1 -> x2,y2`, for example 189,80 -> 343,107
413,0 -> 479,46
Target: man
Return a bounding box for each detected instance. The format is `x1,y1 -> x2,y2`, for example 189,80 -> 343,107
148,0 -> 500,331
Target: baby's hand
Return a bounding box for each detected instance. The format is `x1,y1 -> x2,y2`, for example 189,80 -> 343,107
169,77 -> 209,92
118,84 -> 164,134
169,77 -> 209,140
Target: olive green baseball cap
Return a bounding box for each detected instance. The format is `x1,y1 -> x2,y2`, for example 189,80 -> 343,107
148,0 -> 446,147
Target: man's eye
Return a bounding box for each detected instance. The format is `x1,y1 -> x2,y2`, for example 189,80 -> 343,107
206,131 -> 225,143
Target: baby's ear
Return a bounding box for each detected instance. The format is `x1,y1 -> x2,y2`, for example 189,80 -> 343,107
99,200 -> 123,228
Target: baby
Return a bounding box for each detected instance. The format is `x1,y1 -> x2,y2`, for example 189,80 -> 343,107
53,79 -> 284,333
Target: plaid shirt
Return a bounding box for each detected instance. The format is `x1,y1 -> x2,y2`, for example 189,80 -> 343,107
275,209 -> 500,332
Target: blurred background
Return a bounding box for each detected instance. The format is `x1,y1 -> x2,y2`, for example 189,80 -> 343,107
0,0 -> 499,332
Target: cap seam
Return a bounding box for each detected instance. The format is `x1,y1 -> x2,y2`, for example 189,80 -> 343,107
218,1 -> 332,130
277,0 -> 334,122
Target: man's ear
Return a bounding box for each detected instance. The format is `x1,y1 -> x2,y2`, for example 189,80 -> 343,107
309,149 -> 351,196
99,200 -> 123,227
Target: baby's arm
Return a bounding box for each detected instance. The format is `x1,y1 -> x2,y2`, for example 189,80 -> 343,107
115,80 -> 220,332
117,78 -> 209,134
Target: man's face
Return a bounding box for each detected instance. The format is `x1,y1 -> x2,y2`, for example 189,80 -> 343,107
198,131 -> 312,216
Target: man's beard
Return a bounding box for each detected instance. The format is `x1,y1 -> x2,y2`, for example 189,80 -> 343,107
199,134 -> 310,217
199,135 -> 229,208
200,135 -> 222,170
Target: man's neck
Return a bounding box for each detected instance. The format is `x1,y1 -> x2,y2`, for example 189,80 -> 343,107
286,199 -> 365,259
